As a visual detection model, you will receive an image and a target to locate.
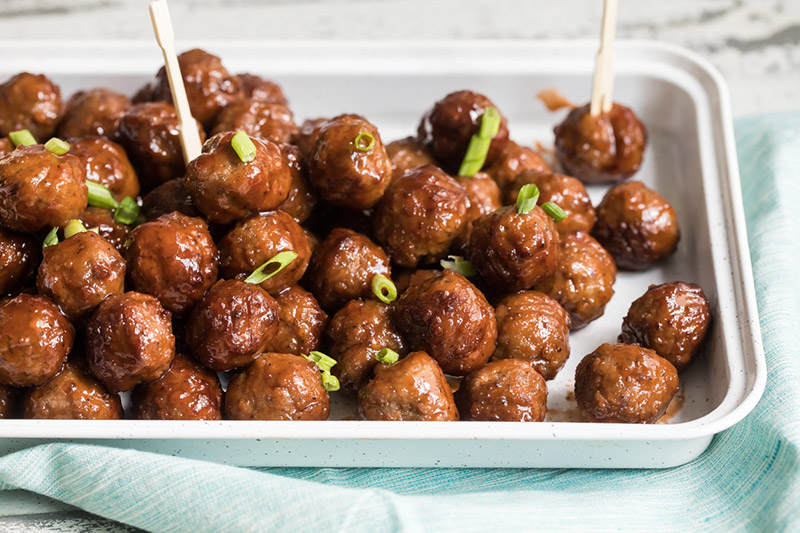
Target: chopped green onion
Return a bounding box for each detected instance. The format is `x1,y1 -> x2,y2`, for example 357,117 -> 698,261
243,251 -> 298,284
458,106 -> 501,177
440,255 -> 477,277
516,184 -> 540,215
375,348 -> 399,364
353,132 -> 375,152
42,227 -> 59,248
371,274 -> 397,304
477,107 -> 501,138
123,236 -> 134,249
231,130 -> 257,163
63,219 -> 88,238
302,351 -> 337,373
9,129 -> 36,147
321,371 -> 340,392
87,227 -> 100,234
44,137 -> 70,155
541,201 -> 567,222
113,196 -> 141,225
86,180 -> 119,210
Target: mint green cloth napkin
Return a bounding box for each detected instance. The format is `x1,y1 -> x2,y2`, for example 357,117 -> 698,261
0,113 -> 797,532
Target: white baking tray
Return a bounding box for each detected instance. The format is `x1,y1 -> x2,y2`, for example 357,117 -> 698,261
0,40 -> 765,468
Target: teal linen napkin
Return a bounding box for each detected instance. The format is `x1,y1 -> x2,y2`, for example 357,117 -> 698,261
0,113 -> 797,533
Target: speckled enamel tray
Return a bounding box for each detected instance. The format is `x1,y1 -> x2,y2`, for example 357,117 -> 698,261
0,40 -> 766,468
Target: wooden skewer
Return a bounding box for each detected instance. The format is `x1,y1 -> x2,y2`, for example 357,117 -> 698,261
148,0 -> 203,163
589,0 -> 619,116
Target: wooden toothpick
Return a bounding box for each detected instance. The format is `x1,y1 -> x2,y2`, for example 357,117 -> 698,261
589,0 -> 619,116
148,0 -> 203,163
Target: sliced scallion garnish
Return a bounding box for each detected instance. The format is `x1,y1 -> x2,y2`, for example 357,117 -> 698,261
243,251 -> 298,285
42,227 -> 59,248
87,180 -> 119,210
515,184 -> 540,215
9,129 -> 36,147
541,201 -> 567,222
302,351 -> 337,373
114,196 -> 141,225
231,130 -> 257,163
457,106 -> 501,177
63,219 -> 88,239
44,137 -> 70,155
440,255 -> 477,277
321,371 -> 340,392
375,348 -> 399,364
371,274 -> 397,304
353,132 -> 375,152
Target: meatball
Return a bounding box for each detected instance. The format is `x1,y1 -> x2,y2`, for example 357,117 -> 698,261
593,180 -> 680,270
535,232 -> 616,330
236,73 -> 288,105
293,117 -> 329,160
0,227 -> 39,295
385,136 -> 435,179
491,291 -> 571,380
306,228 -> 391,311
327,299 -> 407,393
574,343 -> 678,424
308,114 -> 392,210
22,362 -> 122,420
394,270 -> 496,375
0,138 -> 13,156
373,164 -> 468,267
131,81 -> 154,104
141,178 -> 200,220
0,294 -> 73,386
418,90 -> 509,172
276,143 -> 317,223
68,136 -> 140,200
37,230 -> 126,321
57,88 -> 131,141
454,171 -> 503,251
225,352 -> 330,420
506,170 -> 595,235
263,285 -> 328,356
218,210 -> 311,294
131,353 -> 223,420
358,351 -> 458,421
394,268 -> 441,296
468,205 -> 559,293
119,101 -> 205,190
152,48 -> 243,128
0,144 -> 87,232
212,99 -> 297,144
0,73 -> 62,140
185,279 -> 279,372
85,292 -> 175,393
126,211 -> 218,316
485,140 -> 550,193
76,206 -> 130,255
185,131 -> 291,224
0,385 -> 18,418
554,103 -> 647,184
620,282 -> 712,371
456,359 -> 548,421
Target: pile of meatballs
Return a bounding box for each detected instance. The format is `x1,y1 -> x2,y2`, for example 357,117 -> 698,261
0,48 -> 712,424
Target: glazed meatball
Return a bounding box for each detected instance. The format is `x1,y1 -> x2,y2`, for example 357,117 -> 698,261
306,228 -> 391,311
0,73 -> 62,140
218,211 -> 311,294
85,292 -> 175,393
126,211 -> 218,316
394,268 -> 441,296
225,352 -> 330,420
620,282 -> 712,371
456,359 -> 548,421
491,291 -> 571,380
119,102 -> 205,190
468,205 -> 559,293
68,136 -> 140,200
373,164 -> 468,267
0,144 -> 87,232
236,73 -> 288,105
37,230 -> 126,321
454,171 -> 503,251
593,180 -> 680,270
554,103 -> 647,184
0,294 -> 73,386
152,48 -> 243,128
22,362 -> 122,420
575,343 -> 678,424
57,88 -> 131,141
0,227 -> 39,295
264,285 -> 328,355
276,143 -> 317,223
418,90 -> 509,172
185,279 -> 279,372
485,140 -> 550,193
359,351 -> 459,421
308,114 -> 392,209
141,178 -> 200,220
212,99 -> 297,144
385,136 -> 435,179
185,131 -> 291,224
0,138 -> 13,156
0,385 -> 17,418
394,270 -> 496,375
131,353 -> 223,420
131,81 -> 154,104
536,232 -> 616,329
293,117 -> 329,160
77,206 -> 130,255
327,299 -> 407,393
506,170 -> 595,235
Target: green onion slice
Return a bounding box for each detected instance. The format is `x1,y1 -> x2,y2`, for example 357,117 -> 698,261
243,251 -> 298,285
87,180 -> 119,210
42,227 -> 59,248
63,219 -> 88,238
457,106 -> 501,177
123,236 -> 134,249
516,184 -> 540,215
541,201 -> 567,222
44,137 -> 70,155
477,107 -> 501,138
9,129 -> 36,147
302,351 -> 337,373
371,274 -> 397,304
321,371 -> 340,392
231,130 -> 257,163
113,196 -> 141,225
353,132 -> 375,152
440,255 -> 477,277
375,348 -> 400,364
